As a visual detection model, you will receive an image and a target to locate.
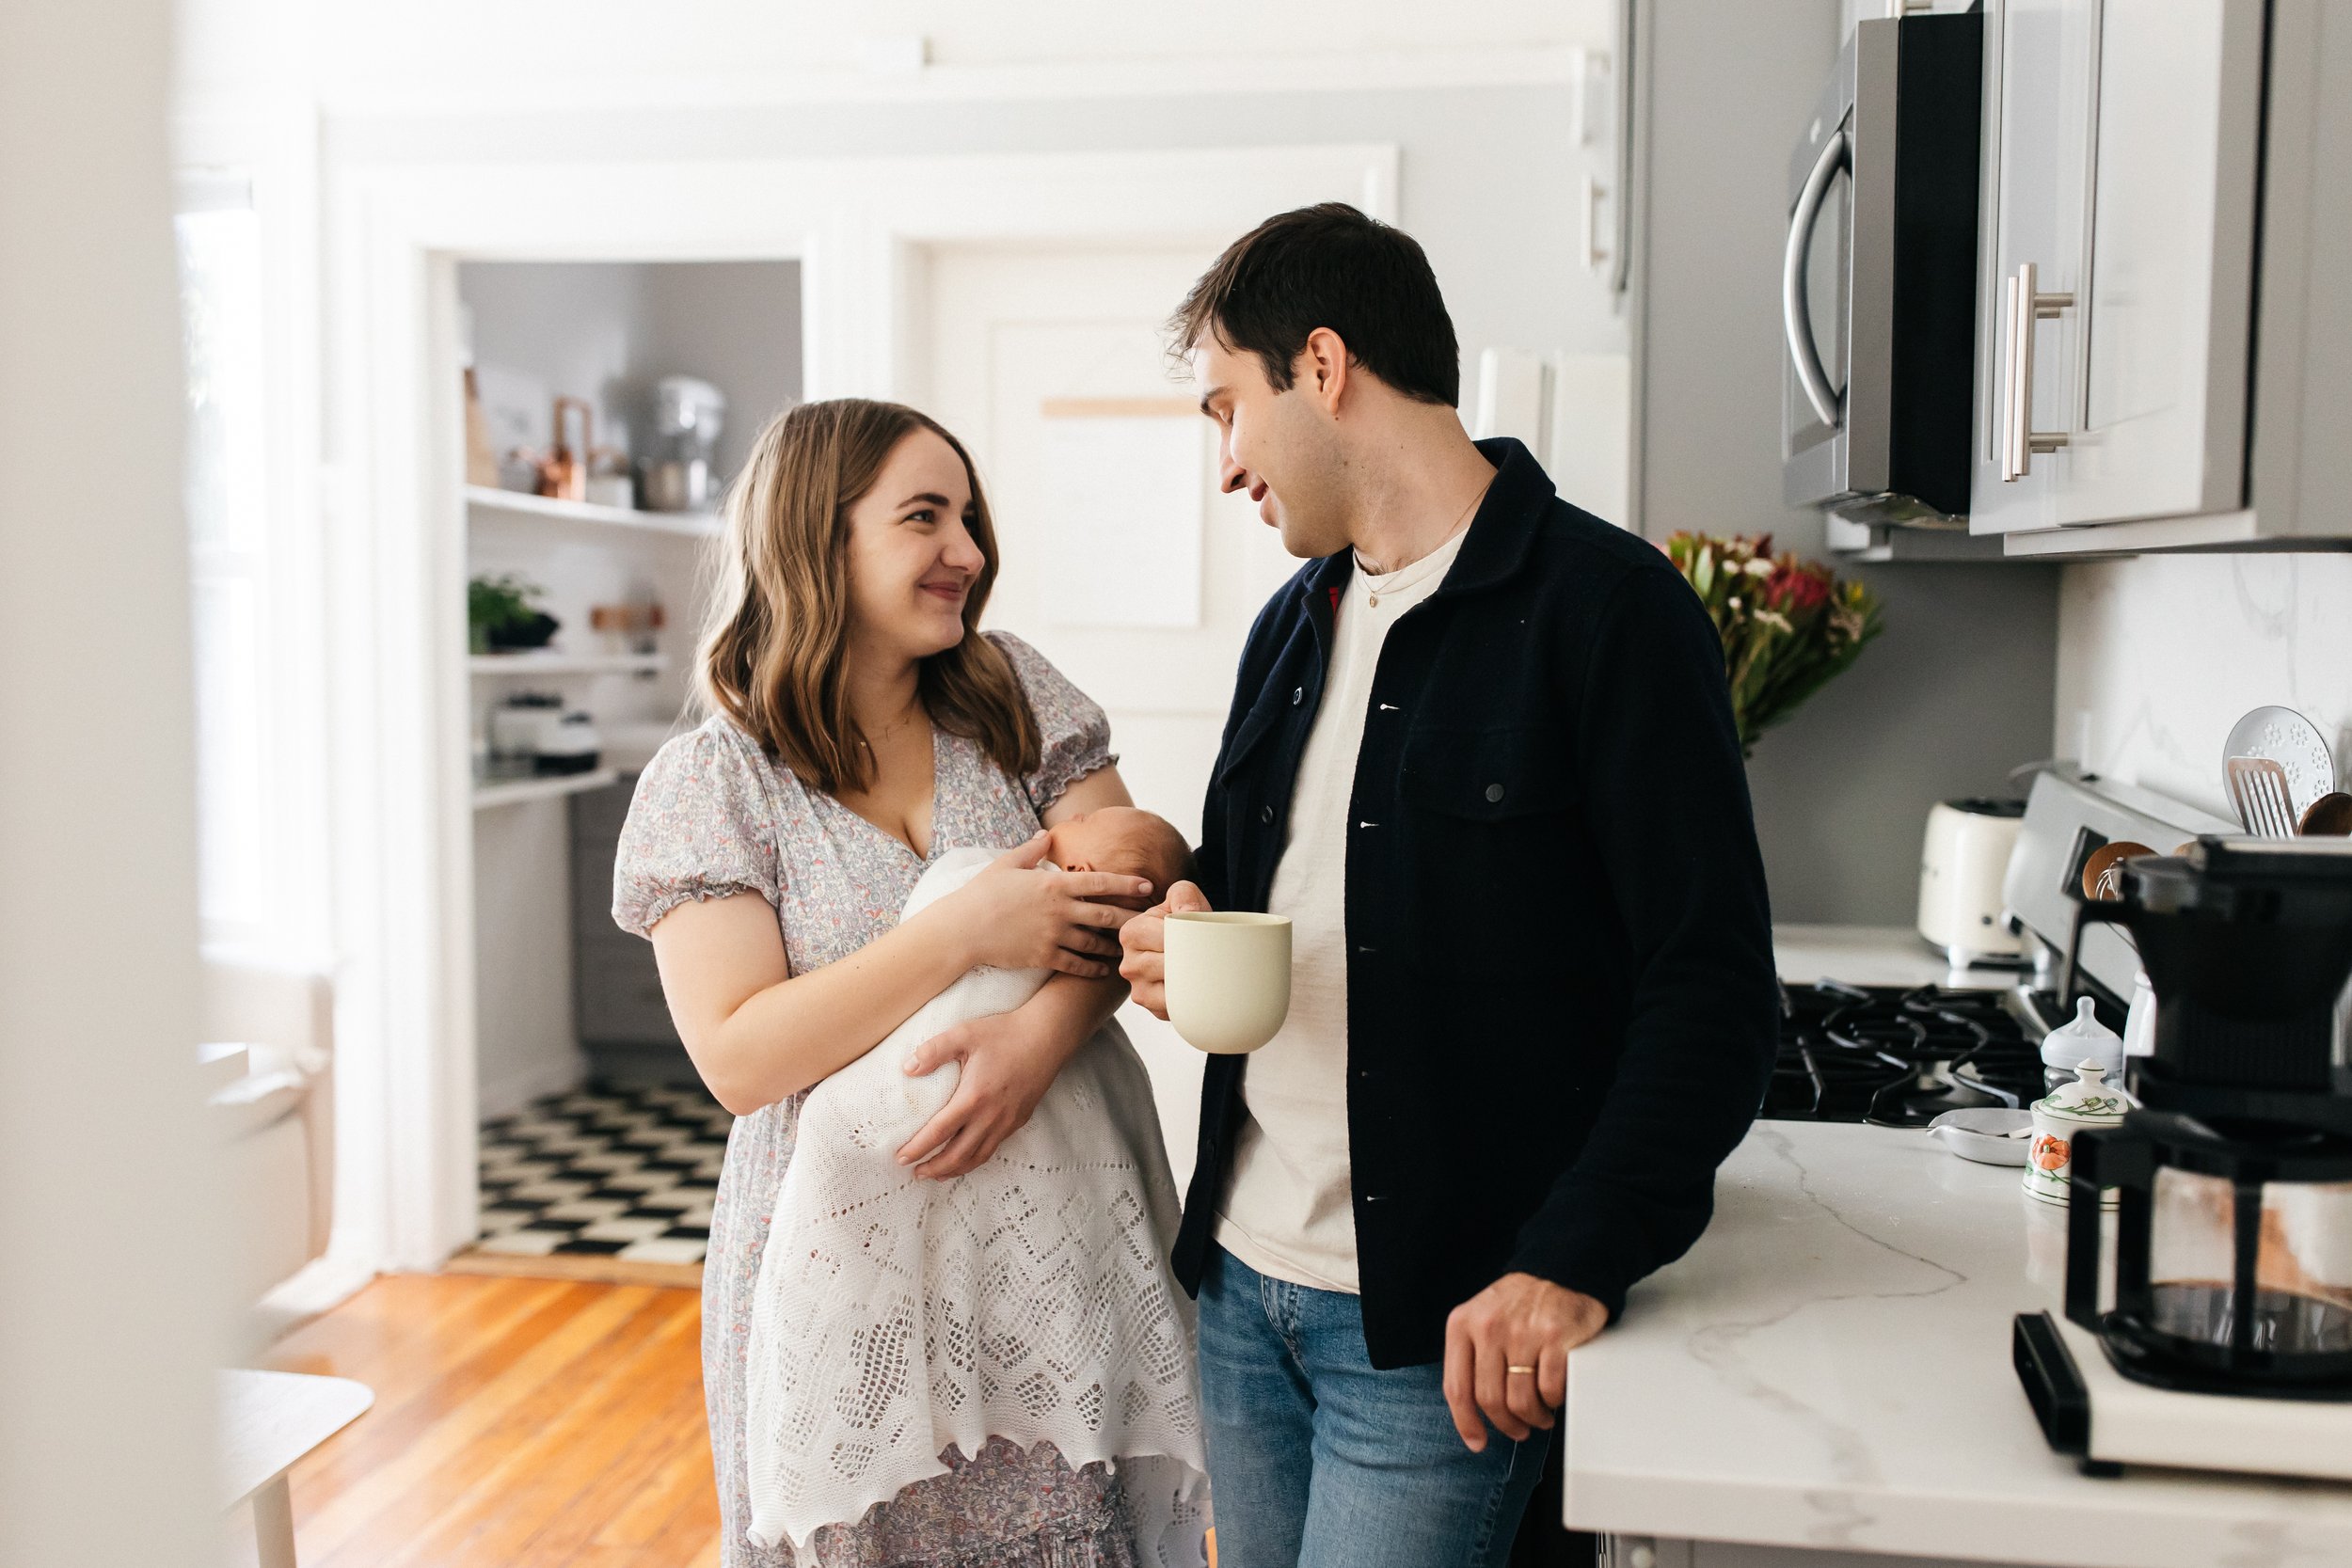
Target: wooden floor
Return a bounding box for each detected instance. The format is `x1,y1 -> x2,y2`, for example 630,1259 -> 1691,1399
257,1272 -> 722,1568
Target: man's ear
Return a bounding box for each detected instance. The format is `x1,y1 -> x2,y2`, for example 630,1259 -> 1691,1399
1298,326 -> 1353,418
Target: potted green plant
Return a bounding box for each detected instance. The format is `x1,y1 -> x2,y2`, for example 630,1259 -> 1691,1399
468,573 -> 560,655
1661,532 -> 1883,756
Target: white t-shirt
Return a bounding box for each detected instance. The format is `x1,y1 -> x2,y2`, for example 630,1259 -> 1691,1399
1213,523 -> 1470,1293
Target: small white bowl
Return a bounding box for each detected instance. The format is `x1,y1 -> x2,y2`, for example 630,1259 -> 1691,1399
1927,1107 -> 2033,1166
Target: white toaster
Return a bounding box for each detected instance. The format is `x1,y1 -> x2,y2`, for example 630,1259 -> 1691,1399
1917,798 -> 2026,967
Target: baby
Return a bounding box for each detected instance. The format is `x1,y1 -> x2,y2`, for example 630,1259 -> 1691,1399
1040,805 -> 1199,916
743,808 -> 1210,1566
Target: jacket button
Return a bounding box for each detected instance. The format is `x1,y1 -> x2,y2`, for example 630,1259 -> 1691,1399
1291,686 -> 1305,705
1260,805 -> 1275,825
1485,783 -> 1505,803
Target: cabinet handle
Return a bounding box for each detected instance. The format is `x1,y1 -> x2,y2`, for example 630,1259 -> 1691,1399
2000,261 -> 2075,482
1783,129 -> 1848,431
1582,172 -> 1610,272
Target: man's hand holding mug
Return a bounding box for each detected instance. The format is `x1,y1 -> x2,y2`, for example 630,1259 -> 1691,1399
1118,881 -> 1213,1020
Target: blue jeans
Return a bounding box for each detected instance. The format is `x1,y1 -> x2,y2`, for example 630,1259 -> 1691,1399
1197,1244 -> 1549,1568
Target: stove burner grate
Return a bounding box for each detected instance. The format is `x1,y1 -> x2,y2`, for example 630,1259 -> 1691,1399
1769,981 -> 2042,1127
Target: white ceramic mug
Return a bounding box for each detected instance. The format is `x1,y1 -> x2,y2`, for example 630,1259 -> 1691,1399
1163,911 -> 1293,1054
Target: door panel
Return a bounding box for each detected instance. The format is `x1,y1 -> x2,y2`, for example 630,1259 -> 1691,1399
925,243 -> 1296,1186
1970,0 -> 2102,534
2058,0 -> 2261,524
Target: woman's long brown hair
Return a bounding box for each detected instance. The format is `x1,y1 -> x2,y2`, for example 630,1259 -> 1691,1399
695,399 -> 1040,795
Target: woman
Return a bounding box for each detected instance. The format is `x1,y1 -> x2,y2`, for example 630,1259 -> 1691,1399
614,399 -> 1171,1566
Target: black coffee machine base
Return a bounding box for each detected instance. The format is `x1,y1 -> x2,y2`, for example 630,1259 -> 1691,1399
2013,1313 -> 2124,1478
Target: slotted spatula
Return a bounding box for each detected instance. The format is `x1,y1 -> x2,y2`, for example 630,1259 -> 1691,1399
2226,754 -> 2300,837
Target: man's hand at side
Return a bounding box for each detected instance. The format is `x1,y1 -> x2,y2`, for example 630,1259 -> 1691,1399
1441,1272 -> 1610,1451
1116,880 -> 1211,1020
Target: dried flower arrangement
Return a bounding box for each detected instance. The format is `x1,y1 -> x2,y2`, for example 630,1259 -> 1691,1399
1662,532 -> 1884,754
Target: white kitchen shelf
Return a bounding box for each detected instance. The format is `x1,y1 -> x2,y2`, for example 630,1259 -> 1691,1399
464,484 -> 722,540
468,651 -> 667,678
472,768 -> 620,811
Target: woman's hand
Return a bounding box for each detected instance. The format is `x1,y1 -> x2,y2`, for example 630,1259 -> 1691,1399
893,993 -> 1080,1179
939,832 -> 1152,978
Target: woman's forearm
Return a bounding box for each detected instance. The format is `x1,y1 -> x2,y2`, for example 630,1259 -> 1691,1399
701,901 -> 979,1113
1023,969 -> 1131,1060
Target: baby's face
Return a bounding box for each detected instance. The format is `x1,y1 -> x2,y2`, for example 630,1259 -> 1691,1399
1045,807 -> 1187,911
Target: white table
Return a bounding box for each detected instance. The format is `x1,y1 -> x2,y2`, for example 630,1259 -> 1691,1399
219,1369 -> 373,1568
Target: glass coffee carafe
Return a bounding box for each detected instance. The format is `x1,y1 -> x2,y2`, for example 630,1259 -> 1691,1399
2070,1111 -> 2352,1395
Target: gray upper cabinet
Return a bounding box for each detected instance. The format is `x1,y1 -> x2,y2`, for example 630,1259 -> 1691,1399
1972,0 -> 2352,554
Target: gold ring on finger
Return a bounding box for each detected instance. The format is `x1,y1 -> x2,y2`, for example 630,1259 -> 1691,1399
1506,1365 -> 1537,1376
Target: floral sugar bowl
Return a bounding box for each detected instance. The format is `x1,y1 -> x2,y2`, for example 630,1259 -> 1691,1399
2023,1060 -> 2130,1208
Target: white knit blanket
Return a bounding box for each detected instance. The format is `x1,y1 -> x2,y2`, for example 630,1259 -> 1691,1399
744,847 -> 1209,1562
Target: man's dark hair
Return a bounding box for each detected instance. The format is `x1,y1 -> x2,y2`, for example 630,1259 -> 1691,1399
1169,203 -> 1460,407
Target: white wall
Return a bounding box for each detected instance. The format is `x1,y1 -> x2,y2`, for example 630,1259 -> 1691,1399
464,261 -> 649,455
642,262 -> 807,478
2,2 -> 225,1563
462,259 -> 804,476
329,83 -> 1626,375
2056,555 -> 2352,823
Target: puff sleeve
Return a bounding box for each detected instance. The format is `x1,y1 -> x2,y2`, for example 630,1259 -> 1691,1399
985,629 -> 1115,816
612,721 -> 783,937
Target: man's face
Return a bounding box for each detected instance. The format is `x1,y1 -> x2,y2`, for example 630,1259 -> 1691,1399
1190,332 -> 1353,560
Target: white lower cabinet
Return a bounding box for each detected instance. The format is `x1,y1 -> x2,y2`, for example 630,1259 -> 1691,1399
1970,0 -> 2352,554
1600,1539 -> 2041,1568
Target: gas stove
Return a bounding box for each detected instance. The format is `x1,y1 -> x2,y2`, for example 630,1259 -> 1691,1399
1764,980 -> 2048,1127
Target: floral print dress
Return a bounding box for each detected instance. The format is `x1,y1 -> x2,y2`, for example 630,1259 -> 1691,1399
613,632 -> 1149,1568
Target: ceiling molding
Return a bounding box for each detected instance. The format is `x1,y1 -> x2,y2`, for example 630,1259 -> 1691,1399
315,44 -> 1588,119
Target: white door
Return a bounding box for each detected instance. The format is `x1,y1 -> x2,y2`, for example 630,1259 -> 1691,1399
921,243 -> 1298,1187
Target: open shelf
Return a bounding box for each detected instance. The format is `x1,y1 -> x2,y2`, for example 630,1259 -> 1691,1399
465,484 -> 722,541
469,651 -> 667,678
472,768 -> 621,812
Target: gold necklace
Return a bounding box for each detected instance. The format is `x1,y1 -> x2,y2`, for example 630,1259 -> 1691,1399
857,704 -> 925,751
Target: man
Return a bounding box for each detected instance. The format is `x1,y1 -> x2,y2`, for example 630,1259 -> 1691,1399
1120,204 -> 1780,1567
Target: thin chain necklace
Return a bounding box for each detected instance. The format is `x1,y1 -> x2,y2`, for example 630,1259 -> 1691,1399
856,701 -> 926,752
1359,484 -> 1482,609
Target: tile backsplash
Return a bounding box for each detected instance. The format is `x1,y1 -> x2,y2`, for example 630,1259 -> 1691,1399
2057,554 -> 2352,823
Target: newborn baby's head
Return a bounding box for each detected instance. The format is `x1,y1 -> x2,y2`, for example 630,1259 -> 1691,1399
1044,807 -> 1195,912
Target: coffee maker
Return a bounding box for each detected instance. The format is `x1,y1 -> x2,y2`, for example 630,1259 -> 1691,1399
2014,836 -> 2352,1480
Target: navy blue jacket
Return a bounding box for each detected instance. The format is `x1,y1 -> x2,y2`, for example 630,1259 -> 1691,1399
1176,437 -> 1780,1369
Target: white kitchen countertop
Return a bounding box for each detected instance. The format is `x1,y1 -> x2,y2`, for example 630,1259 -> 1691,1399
1560,1120 -> 2352,1567
1772,923 -> 2014,991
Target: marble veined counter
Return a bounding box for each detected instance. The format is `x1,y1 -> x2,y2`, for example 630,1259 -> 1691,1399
1561,1120 -> 2352,1568
1772,924 -> 2013,991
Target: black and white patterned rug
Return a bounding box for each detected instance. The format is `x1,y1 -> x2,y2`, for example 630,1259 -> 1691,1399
469,1082 -> 730,1268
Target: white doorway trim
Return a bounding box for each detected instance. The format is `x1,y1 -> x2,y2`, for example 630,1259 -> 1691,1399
326,142 -> 1399,1271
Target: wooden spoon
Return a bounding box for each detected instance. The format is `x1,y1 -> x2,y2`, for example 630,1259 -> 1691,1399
2081,840 -> 2155,902
2300,792 -> 2352,835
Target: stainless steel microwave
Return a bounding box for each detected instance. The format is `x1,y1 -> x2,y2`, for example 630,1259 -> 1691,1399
1782,9 -> 1982,526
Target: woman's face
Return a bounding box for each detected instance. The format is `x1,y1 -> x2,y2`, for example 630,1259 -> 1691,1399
842,428 -> 988,665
